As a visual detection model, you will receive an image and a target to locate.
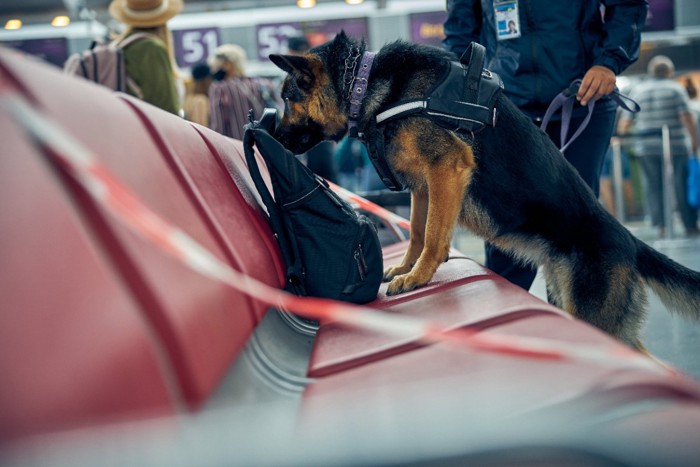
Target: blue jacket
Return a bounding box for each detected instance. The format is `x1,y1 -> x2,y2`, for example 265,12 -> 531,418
444,0 -> 648,118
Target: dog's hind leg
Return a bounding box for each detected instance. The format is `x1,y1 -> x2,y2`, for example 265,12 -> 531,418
383,189 -> 428,281
558,260 -> 649,351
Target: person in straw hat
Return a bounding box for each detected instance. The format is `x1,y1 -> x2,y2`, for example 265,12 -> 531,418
109,0 -> 183,114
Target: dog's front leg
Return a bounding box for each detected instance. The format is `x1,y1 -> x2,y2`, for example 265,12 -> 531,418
383,189 -> 428,281
386,165 -> 466,295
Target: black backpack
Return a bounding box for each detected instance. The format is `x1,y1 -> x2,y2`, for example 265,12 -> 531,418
242,109 -> 383,304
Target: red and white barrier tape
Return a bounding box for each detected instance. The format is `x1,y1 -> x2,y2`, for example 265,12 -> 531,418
4,95 -> 666,374
328,181 -> 411,231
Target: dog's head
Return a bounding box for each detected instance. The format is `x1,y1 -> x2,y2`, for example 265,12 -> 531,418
269,33 -> 354,154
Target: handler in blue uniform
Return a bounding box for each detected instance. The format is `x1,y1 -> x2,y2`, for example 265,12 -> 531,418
444,0 -> 648,291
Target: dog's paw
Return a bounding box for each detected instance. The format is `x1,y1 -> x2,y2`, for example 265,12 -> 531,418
383,265 -> 411,282
386,274 -> 425,295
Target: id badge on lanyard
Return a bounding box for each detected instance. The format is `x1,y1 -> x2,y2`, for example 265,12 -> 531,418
495,0 -> 521,41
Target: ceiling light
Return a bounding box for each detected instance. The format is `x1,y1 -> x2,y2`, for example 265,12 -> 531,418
4,19 -> 22,30
297,0 -> 316,8
51,16 -> 71,27
345,0 -> 365,4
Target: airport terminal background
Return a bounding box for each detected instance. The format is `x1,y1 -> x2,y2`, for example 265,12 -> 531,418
2,0 -> 700,380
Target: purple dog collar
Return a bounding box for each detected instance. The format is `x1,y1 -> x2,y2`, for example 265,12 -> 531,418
347,51 -> 376,134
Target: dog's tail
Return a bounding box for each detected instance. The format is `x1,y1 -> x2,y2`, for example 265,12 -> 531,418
636,240 -> 700,321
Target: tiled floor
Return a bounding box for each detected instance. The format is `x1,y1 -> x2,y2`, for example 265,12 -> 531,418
452,220 -> 700,382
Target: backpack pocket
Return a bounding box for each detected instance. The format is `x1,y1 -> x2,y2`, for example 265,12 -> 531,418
341,214 -> 383,303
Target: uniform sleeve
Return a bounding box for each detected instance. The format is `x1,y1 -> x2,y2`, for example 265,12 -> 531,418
443,0 -> 483,58
127,39 -> 180,115
594,0 -> 649,75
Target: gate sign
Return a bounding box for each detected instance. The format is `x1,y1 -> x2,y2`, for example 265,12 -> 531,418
172,27 -> 220,68
1,38 -> 69,68
646,0 -> 674,32
256,18 -> 369,61
410,11 -> 447,47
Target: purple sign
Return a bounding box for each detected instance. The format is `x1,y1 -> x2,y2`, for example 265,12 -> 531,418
172,27 -> 220,68
256,18 -> 369,61
1,37 -> 69,68
410,11 -> 447,47
645,0 -> 675,32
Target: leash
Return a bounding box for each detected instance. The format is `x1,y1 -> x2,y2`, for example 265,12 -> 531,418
540,79 -> 640,153
2,93 -> 667,373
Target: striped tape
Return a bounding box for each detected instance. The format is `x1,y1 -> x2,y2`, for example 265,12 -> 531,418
329,181 -> 411,231
4,94 -> 666,374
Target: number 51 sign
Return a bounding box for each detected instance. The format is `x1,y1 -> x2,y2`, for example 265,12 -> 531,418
172,27 -> 220,69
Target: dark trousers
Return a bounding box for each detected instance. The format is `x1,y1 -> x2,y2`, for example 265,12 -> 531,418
484,105 -> 617,291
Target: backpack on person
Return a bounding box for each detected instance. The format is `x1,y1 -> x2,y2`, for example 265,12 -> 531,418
242,109 -> 383,305
63,33 -> 153,98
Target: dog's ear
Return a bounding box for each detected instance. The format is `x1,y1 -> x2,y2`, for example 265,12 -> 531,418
270,54 -> 312,78
335,30 -> 348,42
270,54 -> 315,92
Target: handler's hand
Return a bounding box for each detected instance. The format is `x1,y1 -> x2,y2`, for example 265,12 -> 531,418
577,65 -> 616,106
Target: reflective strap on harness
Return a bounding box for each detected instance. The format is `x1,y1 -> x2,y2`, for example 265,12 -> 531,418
376,100 -> 426,125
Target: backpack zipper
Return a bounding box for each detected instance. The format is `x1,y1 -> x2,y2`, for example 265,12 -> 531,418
354,244 -> 367,281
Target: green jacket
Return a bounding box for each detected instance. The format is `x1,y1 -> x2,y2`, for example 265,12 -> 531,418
123,35 -> 180,115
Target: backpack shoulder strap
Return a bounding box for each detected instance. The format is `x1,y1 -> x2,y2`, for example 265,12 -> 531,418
114,32 -> 159,48
242,125 -> 306,295
112,33 -> 159,99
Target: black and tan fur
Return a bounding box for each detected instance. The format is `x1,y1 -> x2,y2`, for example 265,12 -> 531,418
269,32 -> 700,351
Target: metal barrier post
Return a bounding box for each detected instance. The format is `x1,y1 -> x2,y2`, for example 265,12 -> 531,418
610,138 -> 625,222
661,124 -> 675,240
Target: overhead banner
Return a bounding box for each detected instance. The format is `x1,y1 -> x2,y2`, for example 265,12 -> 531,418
256,18 -> 369,61
1,37 -> 68,68
645,0 -> 675,32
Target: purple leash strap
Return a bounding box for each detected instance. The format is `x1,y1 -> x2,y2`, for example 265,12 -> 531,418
540,79 -> 640,154
540,80 -> 593,154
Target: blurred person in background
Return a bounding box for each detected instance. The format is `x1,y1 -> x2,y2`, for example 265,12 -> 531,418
599,137 -> 639,219
208,44 -> 282,140
109,0 -> 183,115
183,62 -> 212,126
684,76 -> 700,135
618,55 -> 700,238
443,0 -> 647,291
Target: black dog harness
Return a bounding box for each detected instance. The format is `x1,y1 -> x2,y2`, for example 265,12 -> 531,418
351,42 -> 503,191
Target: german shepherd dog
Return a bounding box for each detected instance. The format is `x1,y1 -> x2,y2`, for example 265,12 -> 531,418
269,32 -> 700,351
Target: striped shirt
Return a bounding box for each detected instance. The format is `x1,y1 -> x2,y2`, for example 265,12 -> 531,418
620,78 -> 692,157
209,77 -> 281,140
